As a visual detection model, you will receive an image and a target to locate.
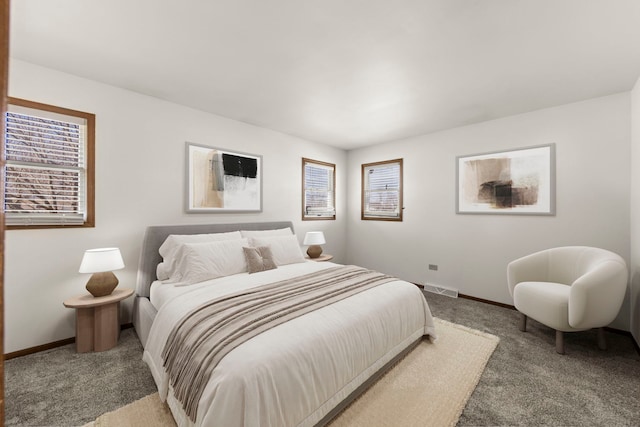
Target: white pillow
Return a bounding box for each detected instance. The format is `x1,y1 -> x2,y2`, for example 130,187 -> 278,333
250,235 -> 306,266
157,231 -> 242,280
240,228 -> 293,238
166,238 -> 249,285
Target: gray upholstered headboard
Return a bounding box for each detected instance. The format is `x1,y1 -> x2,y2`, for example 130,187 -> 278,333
135,221 -> 294,298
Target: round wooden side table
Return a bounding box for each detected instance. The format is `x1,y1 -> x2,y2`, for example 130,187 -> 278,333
63,288 -> 134,353
306,254 -> 334,262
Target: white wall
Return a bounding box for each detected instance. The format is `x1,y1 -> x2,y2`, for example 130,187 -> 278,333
6,59 -> 636,352
630,76 -> 640,344
5,59 -> 348,353
347,93 -> 632,330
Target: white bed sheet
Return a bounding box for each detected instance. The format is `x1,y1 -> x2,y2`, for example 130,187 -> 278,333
143,262 -> 436,427
149,261 -> 321,310
150,276 -> 209,310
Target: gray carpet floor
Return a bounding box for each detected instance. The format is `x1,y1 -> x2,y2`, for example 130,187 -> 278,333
5,292 -> 640,426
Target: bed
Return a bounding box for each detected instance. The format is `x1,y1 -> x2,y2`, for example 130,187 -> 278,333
133,221 -> 436,427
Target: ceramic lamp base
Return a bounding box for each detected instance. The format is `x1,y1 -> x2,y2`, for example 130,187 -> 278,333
307,245 -> 323,258
86,271 -> 119,297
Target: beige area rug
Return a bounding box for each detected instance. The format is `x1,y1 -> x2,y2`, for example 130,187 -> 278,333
87,318 -> 499,427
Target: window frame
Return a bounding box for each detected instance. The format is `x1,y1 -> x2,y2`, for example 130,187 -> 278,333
5,97 -> 95,229
302,157 -> 336,221
361,158 -> 403,221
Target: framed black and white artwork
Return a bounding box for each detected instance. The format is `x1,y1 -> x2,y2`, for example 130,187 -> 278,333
186,142 -> 262,213
456,144 -> 555,215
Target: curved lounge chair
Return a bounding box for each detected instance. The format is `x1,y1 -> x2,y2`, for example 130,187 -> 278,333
507,246 -> 627,354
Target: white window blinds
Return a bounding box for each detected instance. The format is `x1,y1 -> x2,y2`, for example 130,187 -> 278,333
362,159 -> 403,220
303,158 -> 335,219
4,105 -> 89,226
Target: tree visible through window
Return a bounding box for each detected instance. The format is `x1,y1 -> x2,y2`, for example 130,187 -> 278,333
302,158 -> 335,220
4,98 -> 95,228
361,158 -> 403,221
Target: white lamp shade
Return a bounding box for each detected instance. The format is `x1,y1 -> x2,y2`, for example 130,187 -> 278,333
79,248 -> 125,273
303,231 -> 326,246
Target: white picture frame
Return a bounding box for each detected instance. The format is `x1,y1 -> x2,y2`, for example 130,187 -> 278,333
456,144 -> 555,215
185,142 -> 262,213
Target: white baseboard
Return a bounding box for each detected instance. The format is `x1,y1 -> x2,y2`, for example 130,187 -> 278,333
423,283 -> 459,298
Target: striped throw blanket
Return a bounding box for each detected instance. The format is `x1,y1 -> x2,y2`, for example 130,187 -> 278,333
161,265 -> 397,422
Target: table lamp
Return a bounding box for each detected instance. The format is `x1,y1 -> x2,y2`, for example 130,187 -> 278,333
303,231 -> 326,258
79,248 -> 125,297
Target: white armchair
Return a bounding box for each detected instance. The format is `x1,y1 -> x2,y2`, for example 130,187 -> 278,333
507,246 -> 627,354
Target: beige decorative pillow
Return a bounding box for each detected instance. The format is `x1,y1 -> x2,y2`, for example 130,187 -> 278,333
243,246 -> 278,274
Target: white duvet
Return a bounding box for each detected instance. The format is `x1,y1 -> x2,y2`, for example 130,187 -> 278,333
143,261 -> 436,427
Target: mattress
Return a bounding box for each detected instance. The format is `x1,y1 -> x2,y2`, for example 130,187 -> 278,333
143,261 -> 435,427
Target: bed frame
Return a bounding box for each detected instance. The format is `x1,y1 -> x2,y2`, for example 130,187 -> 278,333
132,221 -> 294,347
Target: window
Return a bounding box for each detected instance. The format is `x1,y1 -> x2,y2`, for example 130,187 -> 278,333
4,97 -> 95,228
361,158 -> 403,221
302,158 -> 335,220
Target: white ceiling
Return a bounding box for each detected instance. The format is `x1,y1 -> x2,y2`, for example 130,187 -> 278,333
9,0 -> 640,150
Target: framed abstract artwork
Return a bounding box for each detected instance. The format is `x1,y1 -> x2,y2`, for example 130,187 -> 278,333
185,142 -> 262,213
456,144 -> 555,215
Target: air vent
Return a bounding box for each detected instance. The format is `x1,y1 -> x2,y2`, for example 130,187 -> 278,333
422,283 -> 458,298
